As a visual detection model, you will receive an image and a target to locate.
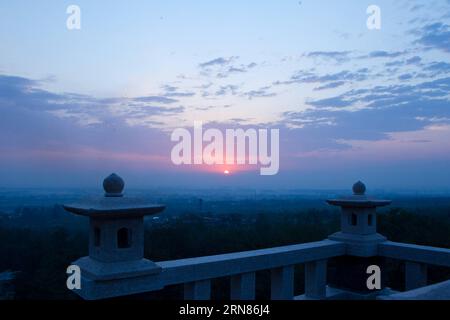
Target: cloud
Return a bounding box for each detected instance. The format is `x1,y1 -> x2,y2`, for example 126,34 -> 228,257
0,74 -> 37,89
415,22 -> 450,52
161,85 -> 178,92
275,68 -> 371,88
423,61 -> 450,76
215,84 -> 240,96
410,4 -> 426,12
195,104 -> 231,111
281,111 -> 336,128
300,49 -> 411,67
208,82 -> 276,99
241,86 -> 276,99
199,56 -> 238,68
165,92 -> 195,97
124,104 -> 185,116
279,74 -> 450,154
0,74 -> 181,184
307,95 -> 353,109
0,75 -> 65,109
365,50 -> 408,59
309,76 -> 450,109
0,75 -> 170,157
199,56 -> 258,78
133,96 -> 178,104
227,67 -> 246,73
406,56 -> 422,64
398,73 -> 414,81
304,51 -> 352,63
385,56 -> 422,68
369,51 -> 407,58
0,74 -> 186,131
160,85 -> 195,98
314,81 -> 346,91
300,68 -> 370,83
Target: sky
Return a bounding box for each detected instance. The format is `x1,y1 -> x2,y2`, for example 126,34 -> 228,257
1,0 -> 450,191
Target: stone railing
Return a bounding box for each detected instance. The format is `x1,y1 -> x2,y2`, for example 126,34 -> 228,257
83,240 -> 345,300
379,241 -> 450,291
64,176 -> 450,300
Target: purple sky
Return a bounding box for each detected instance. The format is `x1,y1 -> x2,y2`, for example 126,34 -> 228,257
1,1 -> 450,190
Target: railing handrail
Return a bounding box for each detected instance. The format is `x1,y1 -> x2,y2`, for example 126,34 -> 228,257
152,240 -> 345,287
379,241 -> 450,267
78,239 -> 450,300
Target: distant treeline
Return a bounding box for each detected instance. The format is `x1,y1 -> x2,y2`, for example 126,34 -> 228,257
0,206 -> 449,299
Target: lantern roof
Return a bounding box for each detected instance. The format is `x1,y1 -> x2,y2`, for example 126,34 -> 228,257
326,181 -> 391,208
63,173 -> 165,218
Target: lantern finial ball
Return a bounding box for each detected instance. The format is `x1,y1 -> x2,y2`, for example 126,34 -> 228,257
103,173 -> 125,197
353,181 -> 366,195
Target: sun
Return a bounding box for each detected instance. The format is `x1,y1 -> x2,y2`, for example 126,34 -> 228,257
223,170 -> 230,175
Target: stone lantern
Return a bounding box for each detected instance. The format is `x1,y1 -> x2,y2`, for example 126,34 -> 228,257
326,181 -> 391,296
63,173 -> 165,299
327,181 -> 391,257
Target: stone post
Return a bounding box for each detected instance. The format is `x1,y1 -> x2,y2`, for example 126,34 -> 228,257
63,173 -> 165,299
326,181 -> 391,297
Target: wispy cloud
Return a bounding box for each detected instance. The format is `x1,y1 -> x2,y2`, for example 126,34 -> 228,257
160,84 -> 195,98
362,50 -> 409,59
0,74 -> 186,131
215,84 -> 240,96
274,68 -> 371,90
199,56 -> 258,78
199,56 -> 239,68
242,86 -> 276,99
314,81 -> 346,91
133,96 -> 178,104
415,22 -> 450,52
304,51 -> 352,63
